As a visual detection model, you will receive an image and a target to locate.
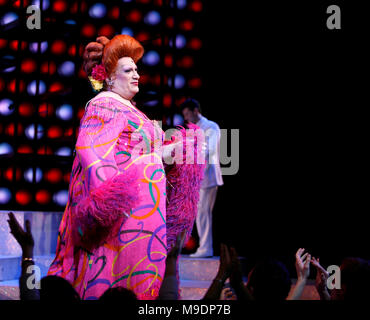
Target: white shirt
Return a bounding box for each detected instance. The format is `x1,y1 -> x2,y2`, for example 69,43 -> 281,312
196,115 -> 224,188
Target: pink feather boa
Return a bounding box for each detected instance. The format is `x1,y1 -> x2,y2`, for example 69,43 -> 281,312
71,169 -> 141,249
164,123 -> 206,251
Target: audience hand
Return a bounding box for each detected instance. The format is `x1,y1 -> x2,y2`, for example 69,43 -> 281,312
295,248 -> 311,281
168,230 -> 186,260
311,257 -> 330,300
216,243 -> 233,281
83,36 -> 110,75
220,287 -> 237,300
7,212 -> 34,258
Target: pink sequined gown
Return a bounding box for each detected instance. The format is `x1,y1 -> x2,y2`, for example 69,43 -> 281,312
48,91 -> 170,299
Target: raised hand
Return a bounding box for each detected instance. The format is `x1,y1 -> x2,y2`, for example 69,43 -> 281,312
295,248 -> 311,281
7,212 -> 34,258
311,257 -> 330,300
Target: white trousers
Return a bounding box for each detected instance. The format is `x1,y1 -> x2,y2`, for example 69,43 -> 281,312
195,186 -> 218,255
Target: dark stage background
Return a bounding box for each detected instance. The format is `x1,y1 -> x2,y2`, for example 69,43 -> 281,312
200,0 -> 369,274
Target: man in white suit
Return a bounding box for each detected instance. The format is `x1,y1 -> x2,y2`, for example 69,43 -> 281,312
181,99 -> 224,258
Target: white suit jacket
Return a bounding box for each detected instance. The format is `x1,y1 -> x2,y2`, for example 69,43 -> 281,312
196,115 -> 224,188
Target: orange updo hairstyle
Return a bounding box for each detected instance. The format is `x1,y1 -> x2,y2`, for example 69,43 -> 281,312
102,34 -> 144,77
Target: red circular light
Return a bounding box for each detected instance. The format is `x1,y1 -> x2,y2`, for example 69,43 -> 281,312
8,79 -> 25,93
139,74 -> 149,85
37,146 -> 53,155
188,38 -> 202,50
19,103 -> 34,117
38,103 -> 53,117
40,61 -> 56,74
36,190 -> 51,204
9,40 -> 27,51
166,17 -> 174,28
0,39 -> 7,49
47,126 -> 63,139
51,40 -> 66,55
81,24 -> 96,38
18,145 -> 33,154
178,56 -> 193,68
49,82 -> 64,93
21,59 -> 37,73
180,20 -> 194,31
77,108 -> 85,119
98,25 -> 115,38
188,78 -> 202,88
184,236 -> 197,251
64,127 -> 73,137
136,32 -> 149,42
63,172 -> 71,183
190,1 -> 203,12
45,169 -> 63,184
5,123 -> 23,136
163,94 -> 172,108
164,55 -> 173,67
128,10 -> 142,23
53,0 -> 67,13
16,190 -> 32,205
5,167 -> 21,181
109,7 -> 120,19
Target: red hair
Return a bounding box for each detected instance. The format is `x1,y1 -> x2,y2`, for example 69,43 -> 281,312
102,35 -> 144,77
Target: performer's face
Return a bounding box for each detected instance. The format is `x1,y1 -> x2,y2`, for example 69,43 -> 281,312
111,57 -> 140,100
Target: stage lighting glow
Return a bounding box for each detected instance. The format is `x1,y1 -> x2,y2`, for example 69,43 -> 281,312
0,188 -> 11,204
177,0 -> 187,9
64,19 -> 76,25
143,50 -> 160,66
29,41 -> 48,53
174,74 -> 186,89
121,27 -> 134,37
1,12 -> 18,26
144,11 -> 161,25
58,61 -> 75,77
3,66 -> 15,73
25,124 -> 44,140
15,190 -> 32,205
176,34 -> 186,48
31,0 -> 50,10
0,99 -> 14,116
55,147 -> 72,157
27,80 -> 46,95
35,190 -> 51,204
0,143 -> 13,156
51,40 -> 67,55
53,190 -> 68,206
173,113 -> 184,126
21,59 -> 37,73
24,167 -> 43,183
18,103 -> 34,117
56,104 -> 73,120
89,3 -> 107,18
45,168 -> 63,183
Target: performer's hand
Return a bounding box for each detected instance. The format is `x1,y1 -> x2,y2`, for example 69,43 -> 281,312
7,212 -> 34,258
295,248 -> 311,281
83,36 -> 110,75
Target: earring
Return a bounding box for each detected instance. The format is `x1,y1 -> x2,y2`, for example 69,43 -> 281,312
107,79 -> 114,87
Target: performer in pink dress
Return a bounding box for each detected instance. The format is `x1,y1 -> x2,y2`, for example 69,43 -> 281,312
48,35 -> 205,300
